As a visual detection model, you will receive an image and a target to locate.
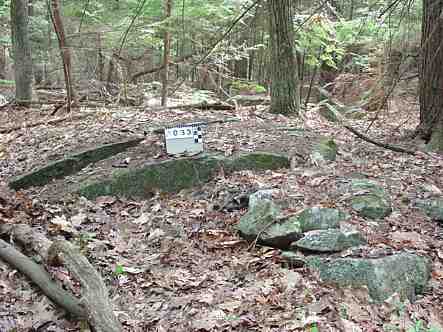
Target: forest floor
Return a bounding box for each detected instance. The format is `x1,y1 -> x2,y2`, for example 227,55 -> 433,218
1,79 -> 443,332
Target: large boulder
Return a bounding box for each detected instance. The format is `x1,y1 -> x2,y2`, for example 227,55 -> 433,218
291,229 -> 366,253
349,179 -> 392,220
310,253 -> 431,302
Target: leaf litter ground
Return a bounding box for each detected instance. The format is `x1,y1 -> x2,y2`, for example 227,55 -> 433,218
1,90 -> 443,331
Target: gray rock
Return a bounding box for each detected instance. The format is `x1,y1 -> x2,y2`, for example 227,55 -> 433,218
416,198 -> 443,221
312,253 -> 431,302
289,207 -> 349,232
248,189 -> 279,209
235,199 -> 301,249
291,229 -> 366,253
236,204 -> 349,249
350,179 -> 392,219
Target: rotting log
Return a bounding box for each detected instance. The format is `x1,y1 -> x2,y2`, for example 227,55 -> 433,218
9,137 -> 144,190
48,240 -> 123,332
0,238 -> 86,318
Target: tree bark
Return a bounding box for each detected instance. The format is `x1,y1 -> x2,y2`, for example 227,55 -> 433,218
10,0 -> 33,106
0,46 -> 5,80
267,0 -> 299,115
161,0 -> 173,106
418,0 -> 443,151
48,0 -> 76,112
0,238 -> 86,318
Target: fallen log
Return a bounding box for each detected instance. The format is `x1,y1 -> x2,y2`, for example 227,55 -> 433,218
0,113 -> 94,134
0,238 -> 86,318
147,101 -> 235,112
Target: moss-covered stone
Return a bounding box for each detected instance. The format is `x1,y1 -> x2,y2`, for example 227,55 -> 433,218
290,207 -> 349,232
291,229 -> 366,252
312,253 -> 431,302
350,179 -> 392,220
79,155 -> 221,198
235,198 -> 301,248
223,152 -> 290,172
79,152 -> 290,199
236,203 -> 349,250
9,138 -> 144,190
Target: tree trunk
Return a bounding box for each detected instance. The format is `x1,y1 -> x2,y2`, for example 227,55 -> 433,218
418,0 -> 443,151
267,0 -> 299,115
97,33 -> 105,82
48,0 -> 76,111
161,0 -> 173,106
0,46 -> 5,80
10,0 -> 33,106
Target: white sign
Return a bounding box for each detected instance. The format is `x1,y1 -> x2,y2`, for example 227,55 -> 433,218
164,123 -> 204,155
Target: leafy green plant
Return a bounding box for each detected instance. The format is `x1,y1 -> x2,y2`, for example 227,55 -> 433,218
230,80 -> 266,94
295,15 -> 345,70
309,323 -> 319,332
114,264 -> 126,276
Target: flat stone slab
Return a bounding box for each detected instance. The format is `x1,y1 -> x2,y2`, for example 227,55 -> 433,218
9,138 -> 144,190
78,152 -> 290,199
291,229 -> 366,253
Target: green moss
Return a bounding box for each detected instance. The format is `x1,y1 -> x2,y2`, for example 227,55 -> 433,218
224,152 -> 290,172
79,152 -> 290,199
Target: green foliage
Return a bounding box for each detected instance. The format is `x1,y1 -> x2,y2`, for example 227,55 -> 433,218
0,79 -> 14,86
0,0 -> 9,17
295,15 -> 345,70
114,264 -> 126,276
230,80 -> 266,94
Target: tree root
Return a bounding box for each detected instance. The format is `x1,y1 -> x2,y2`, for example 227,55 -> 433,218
0,238 -> 86,318
48,239 -> 123,332
0,224 -> 122,332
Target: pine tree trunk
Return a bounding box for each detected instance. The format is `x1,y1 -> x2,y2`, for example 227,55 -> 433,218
10,0 -> 33,106
267,0 -> 299,115
419,0 -> 443,151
